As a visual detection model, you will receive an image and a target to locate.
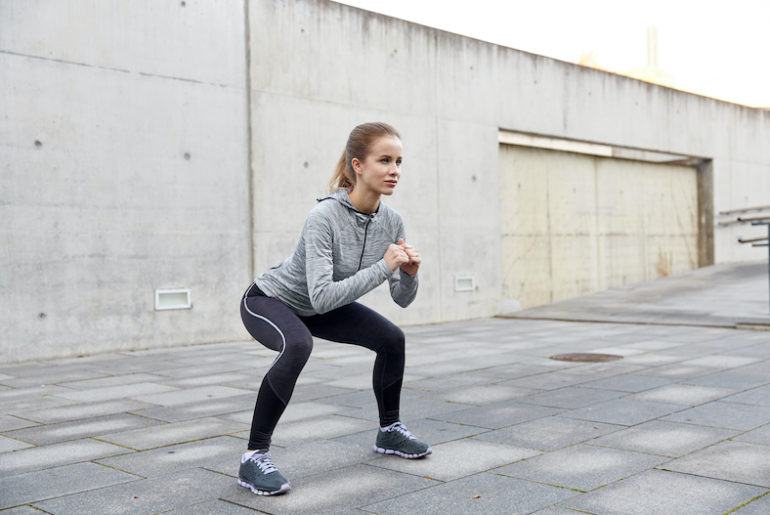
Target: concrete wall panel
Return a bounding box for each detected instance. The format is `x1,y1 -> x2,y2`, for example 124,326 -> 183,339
0,0 -> 244,86
1,3 -> 249,362
249,0 -> 437,115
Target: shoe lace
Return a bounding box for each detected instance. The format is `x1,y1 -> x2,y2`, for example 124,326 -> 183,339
390,422 -> 416,440
249,451 -> 278,474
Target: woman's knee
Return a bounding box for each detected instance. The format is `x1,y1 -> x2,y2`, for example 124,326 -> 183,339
381,326 -> 405,355
287,333 -> 314,363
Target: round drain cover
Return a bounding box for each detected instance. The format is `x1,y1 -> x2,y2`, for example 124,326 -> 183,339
549,353 -> 623,363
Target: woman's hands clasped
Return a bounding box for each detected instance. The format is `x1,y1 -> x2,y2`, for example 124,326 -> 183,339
384,238 -> 421,276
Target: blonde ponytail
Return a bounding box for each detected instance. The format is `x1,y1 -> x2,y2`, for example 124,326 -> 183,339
328,148 -> 355,191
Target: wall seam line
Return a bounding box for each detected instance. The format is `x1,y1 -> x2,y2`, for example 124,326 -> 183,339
243,0 -> 255,281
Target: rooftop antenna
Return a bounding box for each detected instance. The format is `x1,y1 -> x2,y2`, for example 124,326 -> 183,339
647,27 -> 658,68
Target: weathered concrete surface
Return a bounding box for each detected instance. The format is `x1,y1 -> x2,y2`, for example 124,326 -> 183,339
1,0 -> 250,362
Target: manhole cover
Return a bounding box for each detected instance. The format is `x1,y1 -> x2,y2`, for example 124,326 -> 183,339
549,353 -> 623,363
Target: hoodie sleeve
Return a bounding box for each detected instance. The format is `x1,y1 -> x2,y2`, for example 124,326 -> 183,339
304,210 -> 392,314
388,218 -> 419,308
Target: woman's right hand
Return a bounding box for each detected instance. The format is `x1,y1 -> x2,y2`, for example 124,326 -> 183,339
384,243 -> 410,271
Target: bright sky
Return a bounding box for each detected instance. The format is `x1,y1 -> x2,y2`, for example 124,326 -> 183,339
335,0 -> 770,108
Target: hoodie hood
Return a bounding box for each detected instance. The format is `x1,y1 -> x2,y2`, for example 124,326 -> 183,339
318,188 -> 380,217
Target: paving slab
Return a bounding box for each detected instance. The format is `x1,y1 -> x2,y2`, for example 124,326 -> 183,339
0,435 -> 34,453
58,372 -> 170,389
129,393 -> 257,423
403,373 -> 500,392
289,383 -> 358,402
472,416 -> 623,451
16,399 -> 155,424
565,397 -> 682,426
735,423 -> 770,445
622,339 -> 690,350
361,472 -> 577,514
500,372 -> 594,391
519,386 -> 625,409
269,415 -> 377,447
34,467 -> 236,515
662,401 -> 770,430
494,444 -> 666,492
721,384 -> 770,406
4,413 -> 162,445
661,441 -> 770,487
97,435 -> 244,478
591,420 -> 737,457
0,462 -> 138,509
620,352 -> 694,367
331,391 -> 470,423
564,469 -> 766,515
160,372 -> 256,388
221,464 -> 437,513
0,384 -> 81,403
161,499 -> 263,514
132,385 -> 254,406
98,416 -> 248,450
0,438 -> 131,477
685,355 -> 762,368
51,382 -> 179,403
432,401 -> 562,429
0,415 -> 40,432
369,439 -> 540,482
151,361 -> 258,379
734,492 -> 770,514
631,383 -> 735,405
687,364 -> 770,390
0,366 -> 106,388
436,384 -> 537,405
579,374 -> 671,392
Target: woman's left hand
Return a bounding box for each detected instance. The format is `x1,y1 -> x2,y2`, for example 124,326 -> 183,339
397,238 -> 421,276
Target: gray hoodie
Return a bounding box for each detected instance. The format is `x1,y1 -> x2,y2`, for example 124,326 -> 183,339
255,189 -> 418,316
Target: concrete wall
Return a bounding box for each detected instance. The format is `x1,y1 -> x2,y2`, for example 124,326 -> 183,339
2,0 -> 768,362
1,0 -> 250,362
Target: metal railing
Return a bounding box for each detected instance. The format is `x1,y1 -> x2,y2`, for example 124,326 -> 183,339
735,216 -> 770,316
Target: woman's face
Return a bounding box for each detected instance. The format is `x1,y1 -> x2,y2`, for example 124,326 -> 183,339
352,135 -> 403,197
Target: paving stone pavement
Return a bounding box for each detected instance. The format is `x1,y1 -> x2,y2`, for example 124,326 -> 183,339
1,262 -> 770,513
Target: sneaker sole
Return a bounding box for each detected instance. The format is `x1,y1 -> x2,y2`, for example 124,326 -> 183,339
237,478 -> 291,496
373,444 -> 432,459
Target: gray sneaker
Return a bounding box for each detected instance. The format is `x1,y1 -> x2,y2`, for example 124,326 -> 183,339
238,450 -> 290,495
374,422 -> 432,459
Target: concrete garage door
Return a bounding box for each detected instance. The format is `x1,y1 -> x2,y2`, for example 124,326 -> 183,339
500,144 -> 699,309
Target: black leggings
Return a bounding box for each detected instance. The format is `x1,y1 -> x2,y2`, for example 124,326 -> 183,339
240,283 -> 405,450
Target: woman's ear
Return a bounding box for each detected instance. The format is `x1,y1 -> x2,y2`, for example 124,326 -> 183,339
351,157 -> 362,176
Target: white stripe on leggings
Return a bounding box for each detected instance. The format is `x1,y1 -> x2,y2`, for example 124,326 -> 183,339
243,283 -> 287,380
